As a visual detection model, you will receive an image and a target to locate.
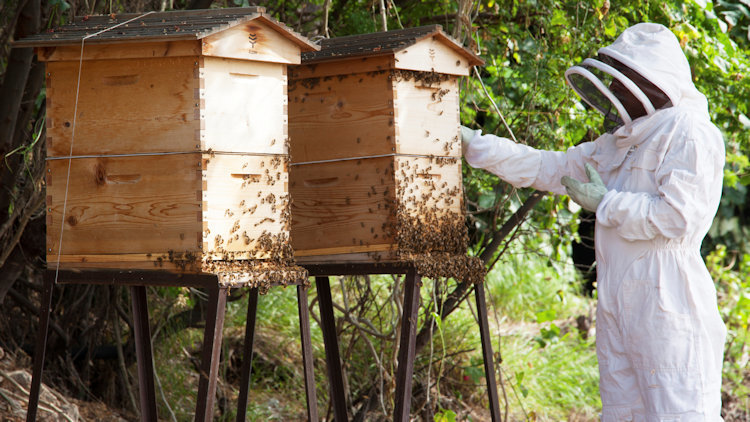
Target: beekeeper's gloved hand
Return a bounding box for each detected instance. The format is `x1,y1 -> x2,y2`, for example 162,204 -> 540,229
561,163 -> 608,212
460,125 -> 478,155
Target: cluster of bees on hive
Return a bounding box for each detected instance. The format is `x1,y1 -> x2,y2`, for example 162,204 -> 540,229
147,150 -> 305,291
392,157 -> 486,284
389,71 -> 486,283
390,69 -> 451,86
204,153 -> 303,291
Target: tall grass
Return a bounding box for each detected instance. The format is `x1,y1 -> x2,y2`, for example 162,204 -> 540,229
484,243 -> 601,420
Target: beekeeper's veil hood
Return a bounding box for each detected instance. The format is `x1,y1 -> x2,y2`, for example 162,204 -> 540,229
565,23 -> 708,130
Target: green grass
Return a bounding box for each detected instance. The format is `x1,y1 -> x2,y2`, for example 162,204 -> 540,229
486,246 -> 590,321
497,329 -> 600,421
482,244 -> 601,420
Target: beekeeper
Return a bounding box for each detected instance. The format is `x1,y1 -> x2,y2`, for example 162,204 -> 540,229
462,23 -> 726,420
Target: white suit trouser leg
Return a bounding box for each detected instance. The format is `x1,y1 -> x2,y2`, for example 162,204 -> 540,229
597,279 -> 726,422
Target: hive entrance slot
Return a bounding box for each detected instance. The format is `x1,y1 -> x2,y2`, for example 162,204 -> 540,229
303,177 -> 339,187
105,174 -> 142,184
229,72 -> 259,80
231,173 -> 262,183
102,74 -> 140,86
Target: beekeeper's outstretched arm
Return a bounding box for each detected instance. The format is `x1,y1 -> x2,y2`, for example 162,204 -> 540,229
461,121 -> 724,242
461,127 -> 595,195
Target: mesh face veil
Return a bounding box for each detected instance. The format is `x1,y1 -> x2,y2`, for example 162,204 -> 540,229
565,57 -> 660,131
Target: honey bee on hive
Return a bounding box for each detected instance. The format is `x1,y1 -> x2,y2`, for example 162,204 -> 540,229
16,7 -> 319,289
288,25 -> 486,283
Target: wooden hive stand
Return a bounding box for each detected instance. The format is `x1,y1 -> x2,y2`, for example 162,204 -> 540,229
288,26 -> 502,421
14,7 -> 320,422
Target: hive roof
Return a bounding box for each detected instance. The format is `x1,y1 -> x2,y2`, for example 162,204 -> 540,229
302,24 -> 482,66
14,7 -> 318,51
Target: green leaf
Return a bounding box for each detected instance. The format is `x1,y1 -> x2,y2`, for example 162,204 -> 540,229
478,192 -> 495,209
49,0 -> 71,11
434,409 -> 457,422
464,365 -> 484,384
551,10 -> 568,26
535,309 -> 557,323
604,18 -> 619,37
520,384 -> 529,398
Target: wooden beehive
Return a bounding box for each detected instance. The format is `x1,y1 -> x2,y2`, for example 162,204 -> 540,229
16,8 -> 318,279
288,26 -> 486,279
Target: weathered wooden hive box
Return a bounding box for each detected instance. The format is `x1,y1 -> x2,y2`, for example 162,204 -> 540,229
289,25 -> 486,280
16,7 -> 318,282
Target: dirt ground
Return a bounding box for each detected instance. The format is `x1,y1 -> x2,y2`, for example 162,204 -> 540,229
0,346 -> 130,422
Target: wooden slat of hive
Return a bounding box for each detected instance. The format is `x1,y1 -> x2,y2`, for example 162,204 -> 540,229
394,156 -> 463,219
290,156 -> 397,255
289,55 -> 395,80
392,75 -> 460,156
201,18 -> 305,64
45,153 -> 203,257
288,69 -> 394,163
202,153 -> 289,260
37,40 -> 202,61
45,56 -> 201,156
202,57 -> 287,154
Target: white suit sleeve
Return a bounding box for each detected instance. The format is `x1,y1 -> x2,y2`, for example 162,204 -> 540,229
596,124 -> 724,241
464,131 -> 596,195
463,131 -> 541,187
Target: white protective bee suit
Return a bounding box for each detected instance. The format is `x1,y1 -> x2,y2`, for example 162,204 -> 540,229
464,23 -> 726,420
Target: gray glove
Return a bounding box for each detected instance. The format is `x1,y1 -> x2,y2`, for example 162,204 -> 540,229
460,125 -> 477,155
561,163 -> 608,212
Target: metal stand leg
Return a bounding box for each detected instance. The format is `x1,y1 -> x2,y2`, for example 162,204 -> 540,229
298,285 -> 319,421
236,288 -> 259,422
474,283 -> 501,422
130,286 -> 158,422
393,268 -> 421,422
194,285 -> 228,422
316,276 -> 348,422
26,272 -> 54,422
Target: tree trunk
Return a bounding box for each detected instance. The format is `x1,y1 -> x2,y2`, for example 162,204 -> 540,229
0,0 -> 37,153
0,0 -> 41,276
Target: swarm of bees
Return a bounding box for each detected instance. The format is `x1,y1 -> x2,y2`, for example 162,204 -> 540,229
145,151 -> 305,292
201,230 -> 306,292
207,260 -> 308,293
391,69 -> 450,87
390,156 -> 486,284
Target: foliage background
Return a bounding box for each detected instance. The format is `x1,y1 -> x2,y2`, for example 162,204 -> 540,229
0,0 -> 749,420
